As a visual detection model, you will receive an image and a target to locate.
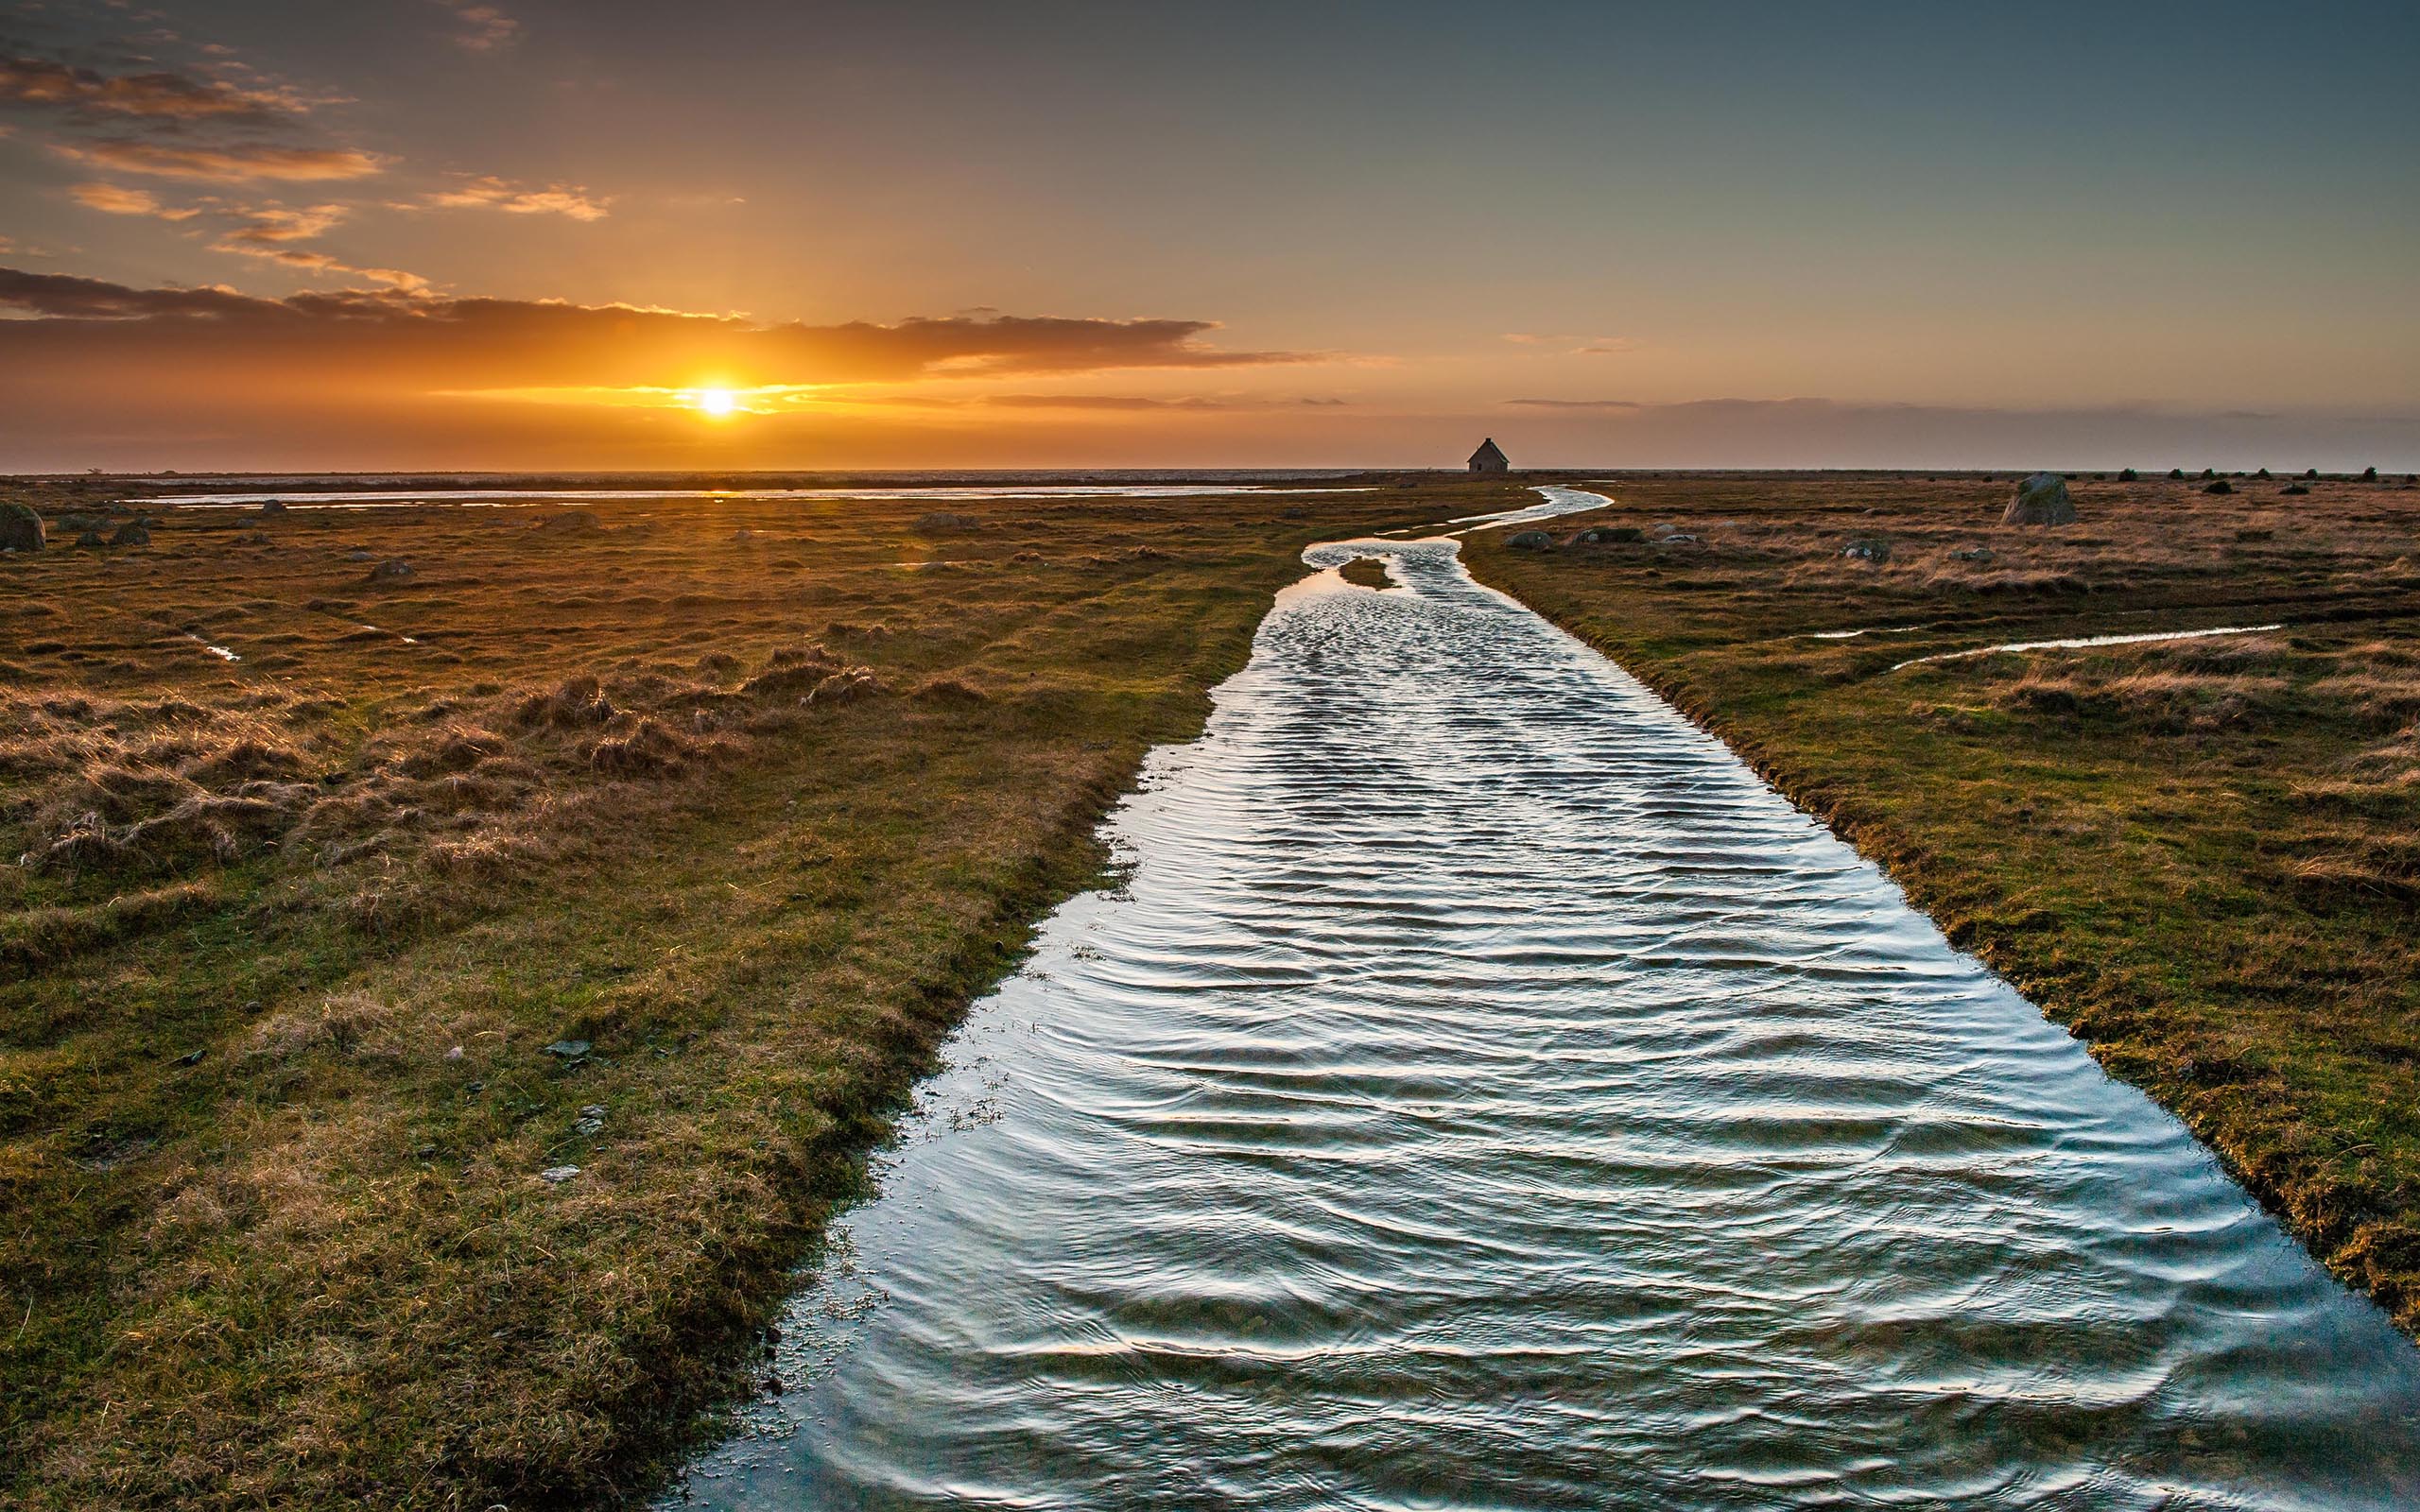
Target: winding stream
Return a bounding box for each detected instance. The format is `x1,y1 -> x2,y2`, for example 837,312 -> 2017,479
667,490 -> 2420,1510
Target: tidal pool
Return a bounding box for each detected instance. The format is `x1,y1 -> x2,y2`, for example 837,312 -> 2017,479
666,490 -> 2420,1510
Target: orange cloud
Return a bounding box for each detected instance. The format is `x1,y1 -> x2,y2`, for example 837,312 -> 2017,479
68,180 -> 200,219
417,175 -> 609,220
51,140 -> 385,183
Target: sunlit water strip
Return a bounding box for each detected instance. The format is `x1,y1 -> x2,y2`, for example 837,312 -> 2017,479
666,489 -> 2420,1510
1892,623 -> 2288,671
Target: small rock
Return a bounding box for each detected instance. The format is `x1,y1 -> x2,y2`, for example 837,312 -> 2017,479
544,1039 -> 592,1059
171,1048 -> 206,1067
540,1164 -> 580,1184
729,527 -> 755,542
344,548 -> 375,562
579,1104 -> 606,1119
2202,479 -> 2234,495
1841,538 -> 1892,563
464,1080 -> 486,1094
573,1115 -> 605,1137
1950,545 -> 1995,562
445,1044 -> 465,1060
368,558 -> 416,582
2281,483 -> 2310,496
0,501 -> 44,553
1572,525 -> 1644,544
260,499 -> 288,515
1505,530 -> 1553,550
2002,472 -> 2076,526
1656,532 -> 1700,545
108,521 -> 150,547
760,1372 -> 786,1396
76,529 -> 107,548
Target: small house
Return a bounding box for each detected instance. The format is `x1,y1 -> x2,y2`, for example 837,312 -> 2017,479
1468,438 -> 1510,473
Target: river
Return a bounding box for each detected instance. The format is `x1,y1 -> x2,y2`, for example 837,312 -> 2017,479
664,490 -> 2420,1510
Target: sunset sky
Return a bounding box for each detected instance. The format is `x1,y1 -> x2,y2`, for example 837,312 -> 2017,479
3,1 -> 2416,472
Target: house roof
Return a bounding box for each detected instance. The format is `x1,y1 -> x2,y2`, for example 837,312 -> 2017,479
1468,438 -> 1509,465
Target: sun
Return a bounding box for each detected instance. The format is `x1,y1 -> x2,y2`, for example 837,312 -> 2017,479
691,387 -> 739,417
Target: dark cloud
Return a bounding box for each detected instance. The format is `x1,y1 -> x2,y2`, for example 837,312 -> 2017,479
0,53 -> 303,124
0,268 -> 1321,399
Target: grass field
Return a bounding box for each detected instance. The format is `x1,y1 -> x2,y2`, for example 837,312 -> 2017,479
1463,469 -> 2420,1339
0,475 -> 1447,1509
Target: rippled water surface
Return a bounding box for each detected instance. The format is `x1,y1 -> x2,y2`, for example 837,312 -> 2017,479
669,490 -> 2420,1510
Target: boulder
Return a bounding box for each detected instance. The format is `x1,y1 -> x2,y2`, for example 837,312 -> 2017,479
368,558 -> 416,582
2002,472 -> 2076,526
1570,525 -> 1645,545
1841,538 -> 1892,563
260,499 -> 288,515
2203,479 -> 2234,495
76,529 -> 108,548
1505,530 -> 1553,550
1950,545 -> 1995,562
0,500 -> 44,552
108,521 -> 150,546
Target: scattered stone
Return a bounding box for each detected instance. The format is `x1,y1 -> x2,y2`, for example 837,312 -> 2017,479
729,527 -> 755,542
171,1048 -> 206,1067
1649,523 -> 1687,539
345,548 -> 376,562
0,501 -> 43,553
1841,538 -> 1892,563
76,530 -> 107,548
544,1039 -> 592,1059
1571,525 -> 1645,544
368,558 -> 416,582
2117,468 -> 2138,482
2002,472 -> 2076,526
573,1113 -> 605,1136
2203,479 -> 2235,495
1656,531 -> 1700,545
1950,545 -> 1995,562
1505,530 -> 1553,550
445,1044 -> 465,1060
243,530 -> 273,545
539,1164 -> 580,1184
2281,483 -> 2310,496
464,1080 -> 485,1094
108,521 -> 151,547
260,499 -> 288,515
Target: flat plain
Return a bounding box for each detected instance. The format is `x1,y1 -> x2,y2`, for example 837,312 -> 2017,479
0,477 -> 1441,1510
1466,470 -> 2420,1340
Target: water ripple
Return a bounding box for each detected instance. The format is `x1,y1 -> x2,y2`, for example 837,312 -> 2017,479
666,491 -> 2420,1511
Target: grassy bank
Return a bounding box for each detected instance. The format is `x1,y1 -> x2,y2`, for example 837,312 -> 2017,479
0,478 -> 1432,1508
1463,470 -> 2420,1337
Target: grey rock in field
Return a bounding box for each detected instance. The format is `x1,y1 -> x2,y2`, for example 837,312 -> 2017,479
260,499 -> 287,515
544,1039 -> 592,1059
1506,530 -> 1553,550
539,1164 -> 580,1184
0,501 -> 45,553
2002,472 -> 2076,525
76,530 -> 108,548
108,521 -> 150,546
344,548 -> 375,561
1841,538 -> 1892,563
1657,531 -> 1700,545
2202,479 -> 2234,495
729,527 -> 755,542
1951,545 -> 1995,562
368,558 -> 415,582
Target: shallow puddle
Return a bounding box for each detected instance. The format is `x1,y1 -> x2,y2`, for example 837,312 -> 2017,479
666,493 -> 2418,1510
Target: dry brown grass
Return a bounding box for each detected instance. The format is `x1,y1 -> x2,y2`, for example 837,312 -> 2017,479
0,472 -> 1452,1510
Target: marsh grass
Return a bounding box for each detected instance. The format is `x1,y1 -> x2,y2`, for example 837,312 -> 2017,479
1468,470 -> 2420,1338
0,476 -> 1448,1509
